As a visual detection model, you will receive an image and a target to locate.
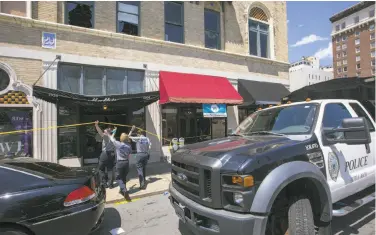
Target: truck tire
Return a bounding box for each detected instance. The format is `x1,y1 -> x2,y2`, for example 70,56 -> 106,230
287,197 -> 315,235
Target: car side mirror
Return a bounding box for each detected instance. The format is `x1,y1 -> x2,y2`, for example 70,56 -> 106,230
322,117 -> 371,146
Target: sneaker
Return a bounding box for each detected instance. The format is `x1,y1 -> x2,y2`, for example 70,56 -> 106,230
123,192 -> 132,202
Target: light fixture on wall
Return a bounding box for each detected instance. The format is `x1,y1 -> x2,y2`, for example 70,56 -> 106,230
103,105 -> 108,110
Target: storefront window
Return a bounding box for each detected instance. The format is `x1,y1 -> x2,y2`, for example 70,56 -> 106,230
106,69 -> 126,95
84,67 -> 104,95
162,107 -> 177,145
58,64 -> 81,94
127,70 -> 144,94
0,108 -> 33,157
238,106 -> 260,123
58,64 -> 144,96
162,105 -> 227,145
57,104 -> 78,159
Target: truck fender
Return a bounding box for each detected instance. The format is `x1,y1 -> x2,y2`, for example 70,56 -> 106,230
250,161 -> 332,223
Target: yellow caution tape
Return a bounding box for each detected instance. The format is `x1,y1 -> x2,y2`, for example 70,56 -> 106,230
0,121 -> 212,150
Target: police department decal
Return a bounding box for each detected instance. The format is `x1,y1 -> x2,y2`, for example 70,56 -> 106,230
328,152 -> 339,182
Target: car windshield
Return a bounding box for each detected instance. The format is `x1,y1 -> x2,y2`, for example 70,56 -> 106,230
235,103 -> 318,136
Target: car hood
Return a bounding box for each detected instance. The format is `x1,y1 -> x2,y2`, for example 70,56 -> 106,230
174,135 -> 303,173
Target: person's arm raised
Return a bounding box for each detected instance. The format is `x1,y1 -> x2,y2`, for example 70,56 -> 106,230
94,120 -> 104,137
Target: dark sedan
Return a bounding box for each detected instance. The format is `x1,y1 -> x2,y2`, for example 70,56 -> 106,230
0,157 -> 106,235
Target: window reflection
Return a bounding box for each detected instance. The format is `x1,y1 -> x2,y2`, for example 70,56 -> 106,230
165,2 -> 184,43
127,70 -> 144,94
58,64 -> 144,96
107,69 -> 125,95
117,1 -> 139,36
66,1 -> 94,28
0,108 -> 33,157
84,67 -> 103,95
59,65 -> 81,94
58,105 -> 78,159
0,1 -> 27,17
204,9 -> 220,49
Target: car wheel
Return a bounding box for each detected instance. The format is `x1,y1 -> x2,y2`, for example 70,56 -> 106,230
0,227 -> 30,235
287,197 -> 315,235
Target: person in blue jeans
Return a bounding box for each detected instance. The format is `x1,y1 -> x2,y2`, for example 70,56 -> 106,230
128,125 -> 152,190
104,125 -> 133,202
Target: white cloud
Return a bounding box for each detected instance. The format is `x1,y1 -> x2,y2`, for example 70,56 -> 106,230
287,20 -> 290,24
298,24 -> 304,27
290,34 -> 328,47
314,42 -> 333,60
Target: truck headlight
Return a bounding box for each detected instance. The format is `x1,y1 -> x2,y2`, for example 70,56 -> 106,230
233,193 -> 244,207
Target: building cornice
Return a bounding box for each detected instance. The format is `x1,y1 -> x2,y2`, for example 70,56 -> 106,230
0,13 -> 290,67
330,1 -> 375,23
331,17 -> 375,37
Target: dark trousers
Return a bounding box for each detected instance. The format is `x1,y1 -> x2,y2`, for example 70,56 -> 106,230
98,151 -> 115,186
116,160 -> 130,193
135,153 -> 149,187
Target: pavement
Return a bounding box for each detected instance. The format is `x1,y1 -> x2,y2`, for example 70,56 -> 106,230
92,192 -> 375,235
105,161 -> 171,204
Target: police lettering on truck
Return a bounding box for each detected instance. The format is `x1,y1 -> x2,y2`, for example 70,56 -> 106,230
169,99 -> 375,235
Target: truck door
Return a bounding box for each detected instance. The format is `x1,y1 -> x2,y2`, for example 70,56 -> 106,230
315,101 -> 375,203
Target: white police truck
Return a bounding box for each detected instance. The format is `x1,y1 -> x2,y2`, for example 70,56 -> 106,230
169,98 -> 375,235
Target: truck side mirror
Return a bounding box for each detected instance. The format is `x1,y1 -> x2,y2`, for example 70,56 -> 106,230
322,117 -> 371,146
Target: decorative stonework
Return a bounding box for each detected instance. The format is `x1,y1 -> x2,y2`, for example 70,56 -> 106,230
0,90 -> 29,104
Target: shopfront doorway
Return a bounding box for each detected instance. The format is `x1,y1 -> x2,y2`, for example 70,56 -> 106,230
162,104 -> 227,145
57,103 -> 146,165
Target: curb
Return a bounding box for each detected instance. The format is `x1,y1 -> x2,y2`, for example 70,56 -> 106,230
105,188 -> 169,205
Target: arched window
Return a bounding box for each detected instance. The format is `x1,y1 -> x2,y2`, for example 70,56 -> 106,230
249,6 -> 270,58
204,2 -> 221,50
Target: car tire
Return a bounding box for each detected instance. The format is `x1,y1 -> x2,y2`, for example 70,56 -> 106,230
0,227 -> 30,235
287,197 -> 315,235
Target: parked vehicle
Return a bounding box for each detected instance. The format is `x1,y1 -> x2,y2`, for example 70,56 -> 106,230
169,99 -> 375,235
0,157 -> 105,235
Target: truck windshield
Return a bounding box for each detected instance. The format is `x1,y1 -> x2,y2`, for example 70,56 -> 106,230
235,103 -> 318,136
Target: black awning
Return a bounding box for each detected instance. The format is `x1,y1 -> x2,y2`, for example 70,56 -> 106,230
238,79 -> 290,106
32,86 -> 159,110
283,76 -> 375,103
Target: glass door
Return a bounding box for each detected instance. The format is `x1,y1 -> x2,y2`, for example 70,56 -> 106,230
178,107 -> 197,144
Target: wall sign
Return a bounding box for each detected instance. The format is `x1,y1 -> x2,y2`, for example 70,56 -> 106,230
203,104 -> 227,118
42,32 -> 56,49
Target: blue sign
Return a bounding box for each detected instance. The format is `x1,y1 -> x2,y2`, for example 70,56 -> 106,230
203,104 -> 227,118
42,32 -> 56,49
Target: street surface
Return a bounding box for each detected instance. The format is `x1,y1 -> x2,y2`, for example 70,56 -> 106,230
93,193 -> 375,235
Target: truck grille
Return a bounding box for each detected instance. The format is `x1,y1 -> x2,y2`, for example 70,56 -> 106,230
171,160 -> 212,201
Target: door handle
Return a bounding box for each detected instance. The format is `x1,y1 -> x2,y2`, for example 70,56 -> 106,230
365,143 -> 370,154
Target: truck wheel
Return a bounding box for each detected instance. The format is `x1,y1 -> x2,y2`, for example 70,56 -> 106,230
287,197 -> 315,235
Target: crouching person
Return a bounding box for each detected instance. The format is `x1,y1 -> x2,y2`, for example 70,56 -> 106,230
106,129 -> 132,202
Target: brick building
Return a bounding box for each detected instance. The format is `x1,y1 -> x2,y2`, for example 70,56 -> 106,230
330,1 -> 375,79
0,1 -> 289,166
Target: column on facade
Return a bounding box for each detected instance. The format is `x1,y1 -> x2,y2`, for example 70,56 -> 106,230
227,79 -> 239,131
145,70 -> 162,163
40,61 -> 58,163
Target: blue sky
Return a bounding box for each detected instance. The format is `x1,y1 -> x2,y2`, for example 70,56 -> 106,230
287,1 -> 358,66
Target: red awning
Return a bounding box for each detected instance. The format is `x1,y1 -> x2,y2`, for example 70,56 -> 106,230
159,71 -> 243,105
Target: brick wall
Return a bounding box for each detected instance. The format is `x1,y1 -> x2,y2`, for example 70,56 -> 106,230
0,57 -> 42,86
28,1 -> 288,62
32,1 -> 58,23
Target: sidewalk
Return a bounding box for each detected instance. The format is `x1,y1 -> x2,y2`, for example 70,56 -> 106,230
105,161 -> 172,204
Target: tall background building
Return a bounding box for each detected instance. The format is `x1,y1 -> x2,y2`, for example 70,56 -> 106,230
289,56 -> 334,92
330,1 -> 375,78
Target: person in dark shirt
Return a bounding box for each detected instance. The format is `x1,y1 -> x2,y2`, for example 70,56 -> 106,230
128,125 -> 151,190
94,121 -> 116,188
